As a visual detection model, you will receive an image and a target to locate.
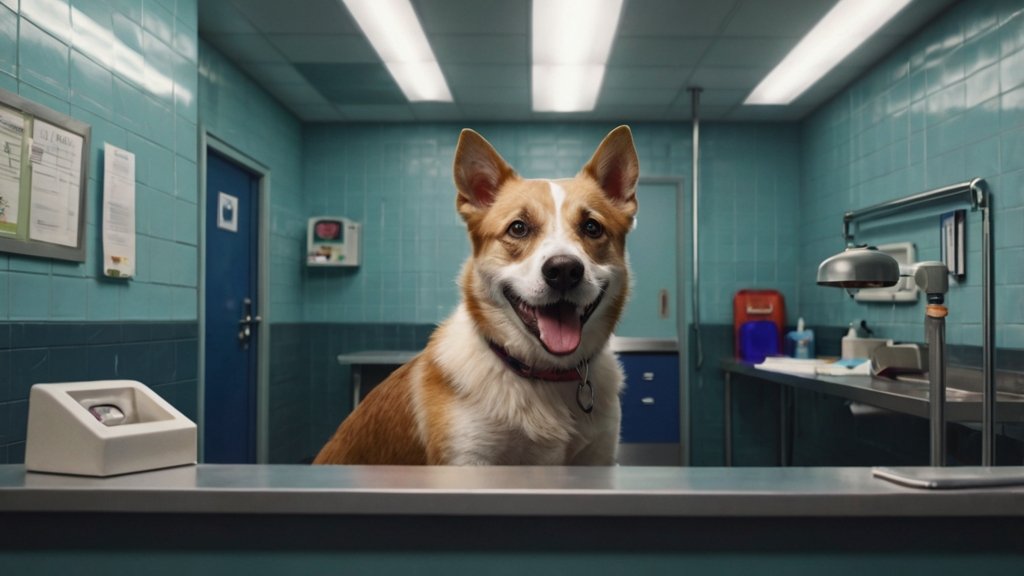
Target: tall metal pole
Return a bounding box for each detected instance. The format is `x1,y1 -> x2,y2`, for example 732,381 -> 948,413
926,307 -> 947,466
690,87 -> 702,370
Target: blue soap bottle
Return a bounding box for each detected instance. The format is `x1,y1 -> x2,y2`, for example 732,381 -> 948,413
785,318 -> 815,359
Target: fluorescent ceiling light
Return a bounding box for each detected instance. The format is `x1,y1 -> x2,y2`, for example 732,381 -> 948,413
342,0 -> 453,102
532,0 -> 624,112
745,0 -> 912,105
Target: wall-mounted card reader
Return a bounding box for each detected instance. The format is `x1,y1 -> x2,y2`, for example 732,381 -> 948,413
25,380 -> 197,477
307,216 -> 360,267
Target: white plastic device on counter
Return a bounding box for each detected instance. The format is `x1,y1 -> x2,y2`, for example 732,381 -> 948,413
25,380 -> 197,477
841,324 -> 887,360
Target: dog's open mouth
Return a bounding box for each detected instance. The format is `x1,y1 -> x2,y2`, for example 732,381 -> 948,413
503,286 -> 605,356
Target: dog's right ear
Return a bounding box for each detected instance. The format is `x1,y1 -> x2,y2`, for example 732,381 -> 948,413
454,129 -> 517,215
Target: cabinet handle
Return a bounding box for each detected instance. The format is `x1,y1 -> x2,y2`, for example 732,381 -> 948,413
641,397 -> 655,405
642,372 -> 655,381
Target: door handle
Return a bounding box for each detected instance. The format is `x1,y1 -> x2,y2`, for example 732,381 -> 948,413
238,297 -> 262,349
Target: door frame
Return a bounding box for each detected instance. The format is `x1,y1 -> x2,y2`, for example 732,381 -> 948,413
637,176 -> 689,466
198,130 -> 271,463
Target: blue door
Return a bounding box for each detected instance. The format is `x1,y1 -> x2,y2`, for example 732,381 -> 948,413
204,150 -> 259,463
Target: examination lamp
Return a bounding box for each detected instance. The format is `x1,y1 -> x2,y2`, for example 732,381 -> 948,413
816,245 -> 900,292
818,243 -> 951,466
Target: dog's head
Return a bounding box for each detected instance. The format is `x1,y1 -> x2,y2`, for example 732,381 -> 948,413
453,126 -> 639,367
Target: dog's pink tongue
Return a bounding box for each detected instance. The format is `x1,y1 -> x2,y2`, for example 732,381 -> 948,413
537,302 -> 582,355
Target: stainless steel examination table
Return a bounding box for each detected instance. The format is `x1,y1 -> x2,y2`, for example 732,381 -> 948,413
1,464 -> 1022,575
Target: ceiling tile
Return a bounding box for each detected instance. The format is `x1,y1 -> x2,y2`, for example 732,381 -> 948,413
693,89 -> 749,106
263,82 -> 331,106
230,0 -> 357,34
430,35 -> 528,64
600,87 -> 681,106
452,85 -> 529,105
268,35 -> 377,63
880,0 -> 958,35
603,66 -> 690,89
444,64 -> 529,89
608,37 -> 714,67
205,33 -> 286,64
460,103 -> 532,120
295,63 -> 406,105
700,38 -> 799,68
243,63 -> 308,85
197,2 -> 255,34
415,0 -> 528,34
722,0 -> 836,37
294,103 -> 344,122
337,104 -> 416,121
618,0 -> 739,37
688,67 -> 769,90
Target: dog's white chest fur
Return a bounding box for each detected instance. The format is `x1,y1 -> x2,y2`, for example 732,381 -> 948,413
429,306 -> 624,466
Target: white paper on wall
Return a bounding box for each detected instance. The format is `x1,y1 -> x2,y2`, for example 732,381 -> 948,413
28,119 -> 84,248
102,143 -> 136,278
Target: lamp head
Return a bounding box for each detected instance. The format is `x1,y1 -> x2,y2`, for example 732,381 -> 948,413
913,261 -> 949,303
817,245 -> 900,289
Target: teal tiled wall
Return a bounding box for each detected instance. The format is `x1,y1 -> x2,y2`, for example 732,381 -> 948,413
0,0 -> 199,321
0,0 -> 202,463
800,0 -> 1024,348
303,122 -> 801,329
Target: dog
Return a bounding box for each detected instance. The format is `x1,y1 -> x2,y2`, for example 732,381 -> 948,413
313,126 -> 639,466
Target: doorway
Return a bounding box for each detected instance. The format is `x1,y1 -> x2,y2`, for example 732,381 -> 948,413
616,178 -> 690,465
201,144 -> 266,463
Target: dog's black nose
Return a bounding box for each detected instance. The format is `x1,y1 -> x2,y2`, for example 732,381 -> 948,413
542,255 -> 585,291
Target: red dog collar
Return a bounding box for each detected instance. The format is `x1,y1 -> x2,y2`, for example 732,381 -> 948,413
487,341 -> 583,382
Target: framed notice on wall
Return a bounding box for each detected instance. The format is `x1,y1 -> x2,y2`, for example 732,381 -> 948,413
0,88 -> 90,262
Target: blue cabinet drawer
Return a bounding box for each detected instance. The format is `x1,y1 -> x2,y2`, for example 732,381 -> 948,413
618,353 -> 680,443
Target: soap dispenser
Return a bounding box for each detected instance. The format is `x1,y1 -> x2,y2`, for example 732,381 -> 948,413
785,318 -> 815,359
841,323 -> 859,360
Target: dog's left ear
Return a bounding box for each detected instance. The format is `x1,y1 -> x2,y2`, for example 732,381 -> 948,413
582,125 -> 639,215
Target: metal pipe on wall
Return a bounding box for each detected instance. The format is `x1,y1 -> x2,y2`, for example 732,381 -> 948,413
689,87 -> 703,370
980,182 -> 995,465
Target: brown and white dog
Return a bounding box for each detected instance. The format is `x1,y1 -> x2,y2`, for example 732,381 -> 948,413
313,126 -> 639,466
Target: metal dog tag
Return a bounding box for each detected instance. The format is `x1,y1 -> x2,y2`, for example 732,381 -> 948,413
576,360 -> 594,414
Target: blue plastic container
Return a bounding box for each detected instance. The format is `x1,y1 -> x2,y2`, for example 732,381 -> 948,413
738,320 -> 779,363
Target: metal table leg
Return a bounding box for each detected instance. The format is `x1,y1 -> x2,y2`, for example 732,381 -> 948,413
351,366 -> 362,412
779,386 -> 790,467
724,372 -> 732,467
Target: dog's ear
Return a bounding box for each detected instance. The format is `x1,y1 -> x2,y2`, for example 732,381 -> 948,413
454,129 -> 517,213
581,125 -> 639,215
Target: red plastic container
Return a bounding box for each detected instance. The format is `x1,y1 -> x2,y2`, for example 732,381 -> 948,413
733,290 -> 786,359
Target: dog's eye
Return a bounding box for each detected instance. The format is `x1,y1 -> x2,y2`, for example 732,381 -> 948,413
581,218 -> 604,239
507,220 -> 529,238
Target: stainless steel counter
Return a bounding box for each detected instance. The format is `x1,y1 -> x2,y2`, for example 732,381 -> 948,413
609,336 -> 678,353
721,358 -> 1024,423
720,358 -> 1024,467
1,464 -> 1023,517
